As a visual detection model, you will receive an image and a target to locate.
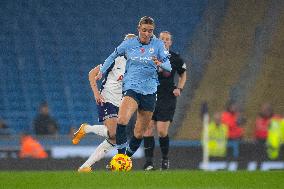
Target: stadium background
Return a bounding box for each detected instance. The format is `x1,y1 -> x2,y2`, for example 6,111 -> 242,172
0,0 -> 284,171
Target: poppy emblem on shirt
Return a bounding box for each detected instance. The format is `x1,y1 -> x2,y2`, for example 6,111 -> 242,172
117,75 -> 123,81
140,48 -> 145,53
149,48 -> 154,54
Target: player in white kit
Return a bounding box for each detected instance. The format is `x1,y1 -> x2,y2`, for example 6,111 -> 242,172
72,34 -> 136,172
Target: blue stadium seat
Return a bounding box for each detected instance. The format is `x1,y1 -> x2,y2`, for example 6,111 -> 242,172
0,0 -> 207,134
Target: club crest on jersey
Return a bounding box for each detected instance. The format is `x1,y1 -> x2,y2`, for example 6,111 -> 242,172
140,48 -> 145,53
149,48 -> 154,54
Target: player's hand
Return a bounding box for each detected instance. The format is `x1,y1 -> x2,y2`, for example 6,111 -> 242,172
158,67 -> 163,72
95,71 -> 102,81
173,88 -> 181,97
94,92 -> 105,106
152,56 -> 162,66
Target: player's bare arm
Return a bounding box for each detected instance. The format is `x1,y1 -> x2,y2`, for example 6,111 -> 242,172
94,71 -> 103,81
88,65 -> 105,105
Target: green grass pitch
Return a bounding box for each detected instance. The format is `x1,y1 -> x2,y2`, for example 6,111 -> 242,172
0,171 -> 283,189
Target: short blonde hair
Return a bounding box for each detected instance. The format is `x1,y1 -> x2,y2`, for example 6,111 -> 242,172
160,31 -> 172,36
138,16 -> 155,27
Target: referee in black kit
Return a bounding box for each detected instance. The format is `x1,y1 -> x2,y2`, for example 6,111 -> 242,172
143,31 -> 187,170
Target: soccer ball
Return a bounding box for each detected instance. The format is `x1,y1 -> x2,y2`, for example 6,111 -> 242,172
109,154 -> 132,171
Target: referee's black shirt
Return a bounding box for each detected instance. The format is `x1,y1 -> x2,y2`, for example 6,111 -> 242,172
157,51 -> 186,95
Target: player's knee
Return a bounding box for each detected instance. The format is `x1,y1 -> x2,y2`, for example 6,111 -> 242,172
158,130 -> 168,137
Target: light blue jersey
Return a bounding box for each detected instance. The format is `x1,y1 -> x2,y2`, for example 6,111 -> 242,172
100,37 -> 172,95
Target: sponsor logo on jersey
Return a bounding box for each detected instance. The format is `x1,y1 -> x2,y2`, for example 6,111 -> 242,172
130,56 -> 153,63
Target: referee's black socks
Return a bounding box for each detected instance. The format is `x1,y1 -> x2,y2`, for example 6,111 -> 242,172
159,135 -> 169,160
144,136 -> 155,163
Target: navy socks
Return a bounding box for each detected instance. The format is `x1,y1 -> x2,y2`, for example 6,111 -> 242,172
116,124 -> 127,154
126,135 -> 142,157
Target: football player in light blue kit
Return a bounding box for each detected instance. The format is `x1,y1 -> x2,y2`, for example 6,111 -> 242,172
96,16 -> 171,160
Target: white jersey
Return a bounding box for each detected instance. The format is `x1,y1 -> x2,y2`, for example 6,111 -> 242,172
100,56 -> 126,107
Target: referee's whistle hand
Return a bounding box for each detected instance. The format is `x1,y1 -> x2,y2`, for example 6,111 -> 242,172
173,89 -> 181,97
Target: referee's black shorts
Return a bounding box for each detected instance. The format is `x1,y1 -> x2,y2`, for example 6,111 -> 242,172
152,94 -> 177,122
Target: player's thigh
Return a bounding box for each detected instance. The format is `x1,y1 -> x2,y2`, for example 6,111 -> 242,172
156,121 -> 170,137
104,117 -> 117,138
134,110 -> 153,138
118,96 -> 138,125
144,120 -> 156,136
